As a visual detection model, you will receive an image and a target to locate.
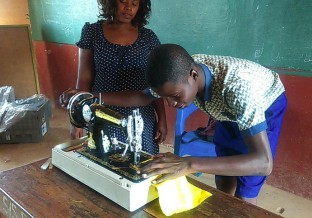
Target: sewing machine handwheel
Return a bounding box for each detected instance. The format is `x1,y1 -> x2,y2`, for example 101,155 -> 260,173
67,92 -> 98,128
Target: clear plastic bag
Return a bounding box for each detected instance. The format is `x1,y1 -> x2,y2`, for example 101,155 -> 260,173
0,86 -> 48,132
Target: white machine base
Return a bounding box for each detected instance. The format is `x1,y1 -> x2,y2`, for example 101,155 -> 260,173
51,138 -> 158,212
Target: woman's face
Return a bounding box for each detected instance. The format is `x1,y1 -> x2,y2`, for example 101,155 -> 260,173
115,0 -> 140,23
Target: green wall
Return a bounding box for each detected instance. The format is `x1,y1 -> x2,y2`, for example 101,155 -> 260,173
29,0 -> 99,44
29,0 -> 312,72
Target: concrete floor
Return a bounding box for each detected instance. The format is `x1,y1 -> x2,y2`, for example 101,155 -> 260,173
1,108 -> 311,218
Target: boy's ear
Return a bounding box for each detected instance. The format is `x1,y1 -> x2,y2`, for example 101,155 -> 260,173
190,69 -> 199,80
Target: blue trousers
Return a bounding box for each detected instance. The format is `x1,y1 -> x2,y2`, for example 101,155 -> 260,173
213,93 -> 287,198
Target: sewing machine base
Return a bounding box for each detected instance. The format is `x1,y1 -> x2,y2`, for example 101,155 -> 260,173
51,138 -> 158,212
77,146 -> 152,183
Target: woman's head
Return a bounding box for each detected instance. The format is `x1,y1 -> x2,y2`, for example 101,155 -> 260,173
98,0 -> 151,27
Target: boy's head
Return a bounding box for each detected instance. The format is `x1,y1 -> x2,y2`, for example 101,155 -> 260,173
145,44 -> 195,88
145,44 -> 199,108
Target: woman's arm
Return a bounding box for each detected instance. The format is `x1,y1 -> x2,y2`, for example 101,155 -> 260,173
97,90 -> 152,107
76,48 -> 94,91
70,48 -> 94,139
59,86 -> 153,108
77,47 -> 151,107
152,98 -> 167,144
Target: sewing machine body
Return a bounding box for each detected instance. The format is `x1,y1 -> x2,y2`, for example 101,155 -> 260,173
52,138 -> 158,212
51,92 -> 158,211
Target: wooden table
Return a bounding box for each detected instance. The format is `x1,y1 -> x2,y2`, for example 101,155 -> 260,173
0,159 -> 281,218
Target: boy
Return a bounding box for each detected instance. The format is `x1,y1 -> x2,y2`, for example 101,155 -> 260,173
60,44 -> 287,205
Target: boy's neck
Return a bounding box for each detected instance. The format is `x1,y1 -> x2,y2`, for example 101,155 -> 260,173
194,64 -> 206,99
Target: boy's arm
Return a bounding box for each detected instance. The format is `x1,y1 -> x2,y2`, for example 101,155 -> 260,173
139,130 -> 273,184
190,130 -> 273,175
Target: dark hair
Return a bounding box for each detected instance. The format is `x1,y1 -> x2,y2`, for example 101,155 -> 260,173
145,44 -> 195,88
97,0 -> 151,27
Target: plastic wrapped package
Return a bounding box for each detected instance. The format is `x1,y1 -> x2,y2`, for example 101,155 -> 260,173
0,86 -> 15,103
0,86 -> 51,143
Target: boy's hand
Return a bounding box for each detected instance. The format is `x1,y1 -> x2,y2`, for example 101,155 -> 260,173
138,152 -> 191,184
59,88 -> 79,107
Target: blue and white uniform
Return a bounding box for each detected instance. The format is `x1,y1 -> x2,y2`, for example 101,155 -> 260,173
147,54 -> 287,198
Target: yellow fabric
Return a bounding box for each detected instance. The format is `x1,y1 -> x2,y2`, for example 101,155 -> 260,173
153,176 -> 212,216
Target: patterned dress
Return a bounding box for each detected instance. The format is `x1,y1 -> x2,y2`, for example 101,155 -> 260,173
76,20 -> 160,155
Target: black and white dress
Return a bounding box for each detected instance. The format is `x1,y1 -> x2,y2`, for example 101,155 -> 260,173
77,20 -> 160,155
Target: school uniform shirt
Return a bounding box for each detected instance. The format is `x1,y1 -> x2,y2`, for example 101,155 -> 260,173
147,55 -> 285,137
195,54 -> 285,137
76,20 -> 160,155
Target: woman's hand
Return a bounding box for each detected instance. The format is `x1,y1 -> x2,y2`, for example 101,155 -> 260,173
59,88 -> 79,107
138,152 -> 192,184
70,125 -> 85,140
154,119 -> 167,144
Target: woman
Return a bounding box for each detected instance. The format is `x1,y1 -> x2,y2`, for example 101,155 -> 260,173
72,0 -> 167,155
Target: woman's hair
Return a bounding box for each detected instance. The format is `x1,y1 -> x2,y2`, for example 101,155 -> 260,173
97,0 -> 151,27
145,44 -> 195,88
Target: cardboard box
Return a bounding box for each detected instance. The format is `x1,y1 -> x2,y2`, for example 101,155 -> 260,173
0,100 -> 52,143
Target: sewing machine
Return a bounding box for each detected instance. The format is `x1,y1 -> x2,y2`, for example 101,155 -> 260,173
52,92 -> 158,211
